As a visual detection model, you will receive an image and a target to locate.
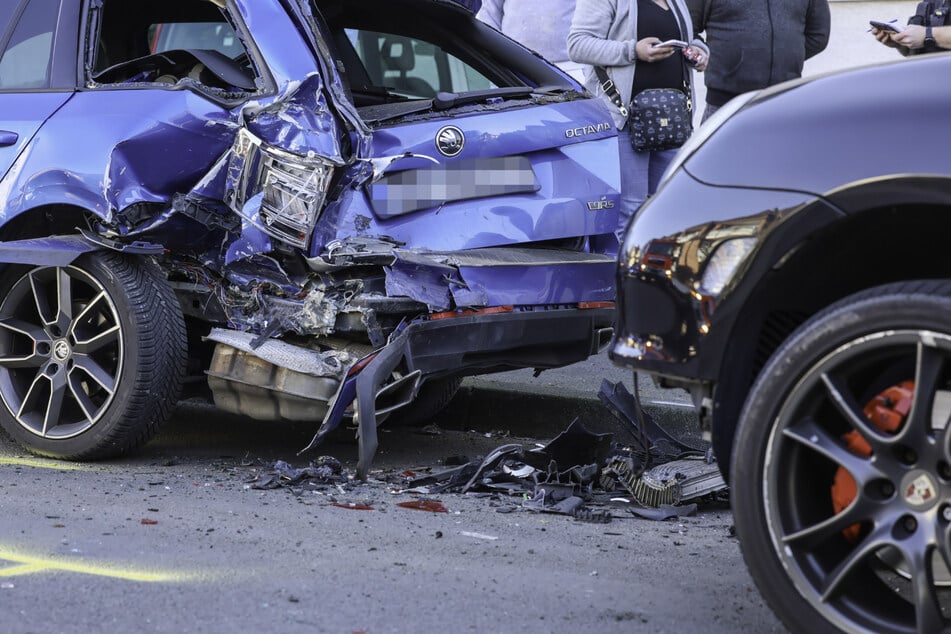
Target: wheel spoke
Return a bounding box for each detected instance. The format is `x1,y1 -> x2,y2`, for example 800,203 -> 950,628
822,372 -> 893,454
0,317 -> 51,368
819,525 -> 891,601
905,544 -> 946,633
41,372 -> 67,436
17,373 -> 49,426
71,323 -> 119,355
71,289 -> 107,326
29,268 -> 72,329
783,500 -> 872,550
70,355 -> 117,395
66,371 -> 97,422
783,417 -> 884,485
900,341 -> 946,446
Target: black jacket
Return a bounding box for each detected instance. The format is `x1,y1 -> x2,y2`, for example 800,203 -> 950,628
687,0 -> 830,106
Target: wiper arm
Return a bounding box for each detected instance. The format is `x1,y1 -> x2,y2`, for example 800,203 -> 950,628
432,85 -> 567,110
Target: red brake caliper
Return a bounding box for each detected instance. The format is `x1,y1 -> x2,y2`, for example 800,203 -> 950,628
830,380 -> 915,541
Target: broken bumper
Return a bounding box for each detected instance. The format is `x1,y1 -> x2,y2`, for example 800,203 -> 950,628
305,305 -> 615,478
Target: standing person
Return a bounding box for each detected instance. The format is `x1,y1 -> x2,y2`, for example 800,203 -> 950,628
477,0 -> 586,82
688,0 -> 830,123
871,1 -> 951,54
567,0 -> 708,235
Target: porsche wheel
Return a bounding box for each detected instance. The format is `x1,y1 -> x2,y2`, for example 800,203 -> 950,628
0,252 -> 186,459
732,281 -> 951,633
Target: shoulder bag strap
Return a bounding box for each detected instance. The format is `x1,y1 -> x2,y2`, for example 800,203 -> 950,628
594,65 -> 628,117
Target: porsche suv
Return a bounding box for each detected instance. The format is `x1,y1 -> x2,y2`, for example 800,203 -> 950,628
0,0 -> 621,477
612,51 -> 951,633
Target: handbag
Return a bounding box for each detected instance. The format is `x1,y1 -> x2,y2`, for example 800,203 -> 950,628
628,87 -> 692,151
595,66 -> 693,152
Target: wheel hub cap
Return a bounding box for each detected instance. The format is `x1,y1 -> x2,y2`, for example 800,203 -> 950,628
900,470 -> 939,510
52,339 -> 70,362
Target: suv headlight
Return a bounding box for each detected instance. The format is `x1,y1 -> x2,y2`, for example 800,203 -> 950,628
226,129 -> 335,248
700,237 -> 757,295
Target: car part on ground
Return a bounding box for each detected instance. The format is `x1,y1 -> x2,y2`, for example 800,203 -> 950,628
610,49 -> 951,633
0,0 -> 621,475
248,414 -> 726,521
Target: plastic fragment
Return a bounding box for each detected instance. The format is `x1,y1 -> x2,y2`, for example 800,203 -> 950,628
397,499 -> 448,513
332,502 -> 374,511
460,531 -> 498,541
572,507 -> 612,524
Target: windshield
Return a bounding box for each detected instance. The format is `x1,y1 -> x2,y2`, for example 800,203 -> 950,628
311,0 -> 575,110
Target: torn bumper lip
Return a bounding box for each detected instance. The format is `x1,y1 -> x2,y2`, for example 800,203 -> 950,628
304,305 -> 615,479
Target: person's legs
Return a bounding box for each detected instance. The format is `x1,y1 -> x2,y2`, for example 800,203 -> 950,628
647,147 -> 678,195
617,126 -> 650,238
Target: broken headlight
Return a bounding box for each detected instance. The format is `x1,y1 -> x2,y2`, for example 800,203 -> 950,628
226,129 -> 335,248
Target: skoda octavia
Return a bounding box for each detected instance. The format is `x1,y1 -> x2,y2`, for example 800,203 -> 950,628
0,0 -> 620,477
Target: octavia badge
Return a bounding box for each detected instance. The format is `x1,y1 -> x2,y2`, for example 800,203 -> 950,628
435,126 -> 465,157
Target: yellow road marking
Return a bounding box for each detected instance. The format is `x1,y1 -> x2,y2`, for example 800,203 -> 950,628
0,457 -> 86,471
0,547 -> 198,582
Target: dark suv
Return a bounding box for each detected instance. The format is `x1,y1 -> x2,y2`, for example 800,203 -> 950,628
0,0 -> 621,477
612,52 -> 951,633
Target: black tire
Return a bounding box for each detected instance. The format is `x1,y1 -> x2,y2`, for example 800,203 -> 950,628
732,281 -> 951,634
0,252 -> 186,459
387,376 -> 462,427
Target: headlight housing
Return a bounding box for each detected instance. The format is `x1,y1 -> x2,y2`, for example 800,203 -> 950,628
226,129 -> 335,248
699,237 -> 757,295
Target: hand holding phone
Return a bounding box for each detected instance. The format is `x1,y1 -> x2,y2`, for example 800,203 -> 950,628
870,20 -> 904,33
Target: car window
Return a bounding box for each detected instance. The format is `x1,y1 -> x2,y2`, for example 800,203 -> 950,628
90,0 -> 259,95
149,21 -> 245,59
345,28 -> 494,98
0,0 -> 60,90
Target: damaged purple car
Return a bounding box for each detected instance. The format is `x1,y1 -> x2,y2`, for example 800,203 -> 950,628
0,0 -> 619,476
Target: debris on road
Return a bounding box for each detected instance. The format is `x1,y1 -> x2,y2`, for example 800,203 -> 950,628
396,500 -> 449,513
246,457 -> 345,490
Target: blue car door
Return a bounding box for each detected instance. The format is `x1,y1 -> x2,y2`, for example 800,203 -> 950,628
0,0 -> 74,183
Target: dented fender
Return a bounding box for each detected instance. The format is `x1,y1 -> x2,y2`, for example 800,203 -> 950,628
0,232 -> 162,267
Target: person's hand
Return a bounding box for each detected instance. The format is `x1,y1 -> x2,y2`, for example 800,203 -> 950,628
871,26 -> 910,55
635,37 -> 676,62
871,26 -> 899,47
684,46 -> 707,71
891,24 -> 926,49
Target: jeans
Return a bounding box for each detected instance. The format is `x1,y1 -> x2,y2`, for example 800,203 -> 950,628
616,125 -> 678,238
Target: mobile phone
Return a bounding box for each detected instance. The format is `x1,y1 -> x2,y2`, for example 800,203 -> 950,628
869,20 -> 904,33
653,39 -> 688,49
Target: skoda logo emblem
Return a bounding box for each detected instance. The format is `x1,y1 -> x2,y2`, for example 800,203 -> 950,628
52,339 -> 70,362
435,126 -> 465,157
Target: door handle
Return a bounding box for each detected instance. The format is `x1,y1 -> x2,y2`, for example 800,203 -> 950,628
0,131 -> 18,146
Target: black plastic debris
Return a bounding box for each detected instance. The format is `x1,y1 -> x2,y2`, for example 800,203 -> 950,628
628,503 -> 698,521
247,457 -> 346,490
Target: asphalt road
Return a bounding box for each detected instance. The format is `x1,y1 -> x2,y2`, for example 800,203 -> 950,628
0,393 -> 782,634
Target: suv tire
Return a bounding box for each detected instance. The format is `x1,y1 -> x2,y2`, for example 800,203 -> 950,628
732,281 -> 951,634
